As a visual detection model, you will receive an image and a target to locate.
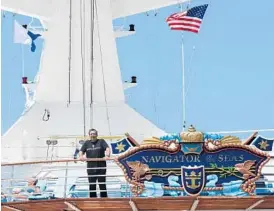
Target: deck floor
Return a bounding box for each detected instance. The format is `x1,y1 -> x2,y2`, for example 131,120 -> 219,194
2,196 -> 274,211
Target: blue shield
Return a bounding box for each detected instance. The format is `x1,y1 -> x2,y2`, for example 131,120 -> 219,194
181,166 -> 205,196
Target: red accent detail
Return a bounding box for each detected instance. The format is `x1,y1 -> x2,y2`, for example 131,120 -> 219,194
22,77 -> 28,84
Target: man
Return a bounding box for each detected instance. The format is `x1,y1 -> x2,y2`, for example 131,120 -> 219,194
79,129 -> 110,198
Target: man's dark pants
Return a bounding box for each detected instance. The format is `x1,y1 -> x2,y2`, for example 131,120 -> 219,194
87,169 -> 108,198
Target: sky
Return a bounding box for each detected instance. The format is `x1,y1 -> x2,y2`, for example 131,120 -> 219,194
1,0 -> 274,138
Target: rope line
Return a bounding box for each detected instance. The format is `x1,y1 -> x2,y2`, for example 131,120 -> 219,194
90,0 -> 95,128
80,0 -> 87,136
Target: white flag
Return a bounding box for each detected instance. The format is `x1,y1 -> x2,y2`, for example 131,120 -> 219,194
13,20 -> 31,44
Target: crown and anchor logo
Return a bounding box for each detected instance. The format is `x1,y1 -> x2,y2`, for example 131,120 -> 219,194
180,125 -> 204,155
184,170 -> 202,189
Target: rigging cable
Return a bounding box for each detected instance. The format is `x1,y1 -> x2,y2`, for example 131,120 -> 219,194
80,0 -> 87,136
21,44 -> 25,76
208,129 -> 274,134
152,19 -> 161,129
7,14 -> 16,128
90,0 -> 95,128
28,16 -> 34,28
68,0 -> 72,105
94,0 -> 112,136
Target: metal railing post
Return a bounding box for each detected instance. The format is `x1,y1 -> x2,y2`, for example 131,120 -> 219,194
63,161 -> 69,198
8,165 -> 15,199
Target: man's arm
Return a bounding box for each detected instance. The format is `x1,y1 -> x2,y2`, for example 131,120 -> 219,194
105,147 -> 110,157
101,140 -> 111,158
79,142 -> 87,161
79,151 -> 85,161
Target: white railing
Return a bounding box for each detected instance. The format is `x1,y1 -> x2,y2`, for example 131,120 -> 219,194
1,159 -> 132,203
2,157 -> 274,203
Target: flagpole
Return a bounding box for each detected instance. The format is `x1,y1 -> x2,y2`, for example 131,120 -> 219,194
181,33 -> 186,131
180,3 -> 186,131
21,44 -> 25,76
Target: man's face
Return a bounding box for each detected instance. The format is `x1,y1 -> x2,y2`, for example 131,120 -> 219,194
89,131 -> 98,140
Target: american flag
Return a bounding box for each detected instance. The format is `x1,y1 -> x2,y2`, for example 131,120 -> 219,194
166,4 -> 208,33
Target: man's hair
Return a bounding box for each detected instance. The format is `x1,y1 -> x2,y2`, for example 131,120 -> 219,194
88,128 -> 98,135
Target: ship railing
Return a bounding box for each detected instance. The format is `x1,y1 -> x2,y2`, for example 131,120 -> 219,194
2,158 -> 274,203
1,158 -> 133,203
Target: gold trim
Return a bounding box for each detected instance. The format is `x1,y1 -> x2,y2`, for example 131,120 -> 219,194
180,125 -> 204,143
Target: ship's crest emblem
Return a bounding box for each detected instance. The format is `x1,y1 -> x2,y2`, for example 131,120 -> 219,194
181,166 -> 205,196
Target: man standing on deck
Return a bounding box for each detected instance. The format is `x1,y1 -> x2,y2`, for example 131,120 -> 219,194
79,129 -> 110,198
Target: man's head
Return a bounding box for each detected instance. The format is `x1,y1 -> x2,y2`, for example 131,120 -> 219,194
89,128 -> 98,141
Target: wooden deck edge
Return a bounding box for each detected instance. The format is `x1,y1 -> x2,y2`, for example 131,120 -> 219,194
2,196 -> 273,206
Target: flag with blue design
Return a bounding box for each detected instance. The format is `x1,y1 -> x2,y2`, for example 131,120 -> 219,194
111,138 -> 134,154
14,20 -> 41,52
251,136 -> 274,151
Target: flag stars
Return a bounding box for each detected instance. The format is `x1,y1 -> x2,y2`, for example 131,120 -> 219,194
258,140 -> 270,150
115,142 -> 126,153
